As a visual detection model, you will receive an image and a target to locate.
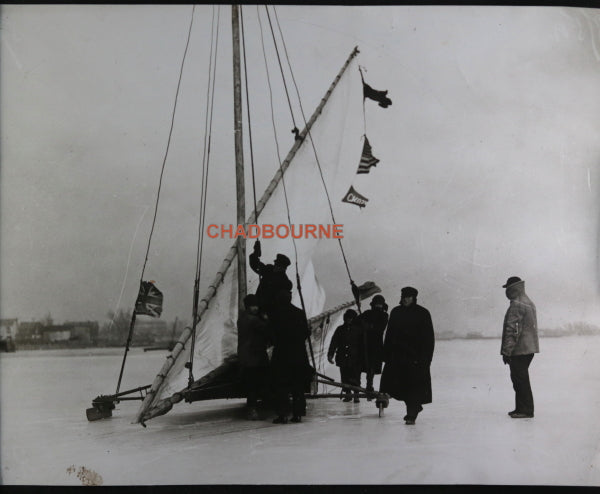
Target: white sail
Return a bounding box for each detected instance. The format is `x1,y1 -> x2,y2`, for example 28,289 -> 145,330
135,50 -> 364,423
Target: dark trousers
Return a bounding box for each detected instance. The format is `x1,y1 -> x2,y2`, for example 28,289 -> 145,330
405,401 -> 423,420
241,366 -> 269,408
509,353 -> 534,414
340,366 -> 360,397
274,366 -> 306,418
365,369 -> 375,392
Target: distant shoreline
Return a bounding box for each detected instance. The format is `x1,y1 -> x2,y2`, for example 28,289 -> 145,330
4,332 -> 598,353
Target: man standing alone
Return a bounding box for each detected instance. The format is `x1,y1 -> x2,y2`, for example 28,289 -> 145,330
380,286 -> 434,425
501,276 -> 539,419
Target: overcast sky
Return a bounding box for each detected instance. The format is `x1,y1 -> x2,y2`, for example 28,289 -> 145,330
2,5 -> 600,335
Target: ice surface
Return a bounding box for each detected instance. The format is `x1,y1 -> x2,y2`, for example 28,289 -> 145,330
1,337 -> 599,485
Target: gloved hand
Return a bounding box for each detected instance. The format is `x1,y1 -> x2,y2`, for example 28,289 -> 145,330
253,239 -> 261,256
502,355 -> 511,365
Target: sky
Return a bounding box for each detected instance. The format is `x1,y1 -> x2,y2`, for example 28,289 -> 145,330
2,5 -> 600,335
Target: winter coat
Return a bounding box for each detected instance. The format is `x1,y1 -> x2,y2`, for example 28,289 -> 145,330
268,302 -> 314,391
237,310 -> 270,368
379,303 -> 435,404
268,302 -> 310,367
358,308 -> 388,374
327,321 -> 365,370
501,282 -> 539,356
249,251 -> 293,314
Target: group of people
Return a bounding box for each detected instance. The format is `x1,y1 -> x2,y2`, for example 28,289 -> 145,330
238,239 -> 539,425
328,286 -> 434,424
237,240 -> 312,424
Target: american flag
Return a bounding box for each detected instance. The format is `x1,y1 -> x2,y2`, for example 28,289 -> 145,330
357,137 -> 380,174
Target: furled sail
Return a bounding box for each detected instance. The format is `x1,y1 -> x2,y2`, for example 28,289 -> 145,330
135,48 -> 364,424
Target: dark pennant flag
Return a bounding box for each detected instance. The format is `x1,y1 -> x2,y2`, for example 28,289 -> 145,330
342,185 -> 369,209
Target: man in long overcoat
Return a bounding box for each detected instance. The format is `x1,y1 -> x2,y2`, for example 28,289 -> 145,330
380,286 -> 435,424
358,294 -> 389,399
500,276 -> 539,419
268,289 -> 312,424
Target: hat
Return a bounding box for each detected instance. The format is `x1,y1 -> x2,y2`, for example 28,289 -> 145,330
370,294 -> 386,306
274,253 -> 291,268
401,286 -> 418,298
344,309 -> 358,320
243,294 -> 259,307
502,276 -> 524,288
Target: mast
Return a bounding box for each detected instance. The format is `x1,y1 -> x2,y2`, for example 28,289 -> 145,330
232,5 -> 247,314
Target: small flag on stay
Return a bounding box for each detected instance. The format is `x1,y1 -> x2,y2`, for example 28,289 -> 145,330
135,281 -> 163,318
363,82 -> 392,108
357,137 -> 380,174
342,185 -> 369,209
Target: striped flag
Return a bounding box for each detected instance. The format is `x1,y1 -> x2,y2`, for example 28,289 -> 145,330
357,137 -> 380,174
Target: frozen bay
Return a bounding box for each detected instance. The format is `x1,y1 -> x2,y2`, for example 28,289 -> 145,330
1,336 -> 599,485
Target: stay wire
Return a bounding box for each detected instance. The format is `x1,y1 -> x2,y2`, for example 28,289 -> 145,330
261,6 -> 317,370
240,6 -> 258,217
272,6 -> 359,308
189,5 -> 221,384
359,66 -> 368,136
264,6 -> 298,134
140,4 -> 196,283
256,6 -> 298,267
117,4 -> 196,396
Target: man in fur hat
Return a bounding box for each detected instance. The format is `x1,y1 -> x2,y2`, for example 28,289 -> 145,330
501,276 -> 539,419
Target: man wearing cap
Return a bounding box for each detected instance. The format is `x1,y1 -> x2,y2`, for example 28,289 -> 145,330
237,293 -> 272,420
379,287 -> 435,425
358,294 -> 389,400
501,276 -> 539,419
249,239 -> 293,317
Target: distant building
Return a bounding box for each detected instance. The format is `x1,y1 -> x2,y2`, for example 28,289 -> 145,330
16,320 -> 99,347
42,325 -> 71,343
64,321 -> 99,345
0,318 -> 18,339
16,321 -> 44,344
0,318 -> 18,352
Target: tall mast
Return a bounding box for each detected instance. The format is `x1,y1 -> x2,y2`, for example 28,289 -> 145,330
232,4 -> 247,313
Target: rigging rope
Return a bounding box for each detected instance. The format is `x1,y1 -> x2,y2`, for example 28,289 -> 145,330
258,6 -> 317,369
188,5 -> 221,386
272,6 -> 361,311
263,7 -> 299,136
240,6 -> 258,218
116,4 -> 197,396
256,6 -> 299,266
